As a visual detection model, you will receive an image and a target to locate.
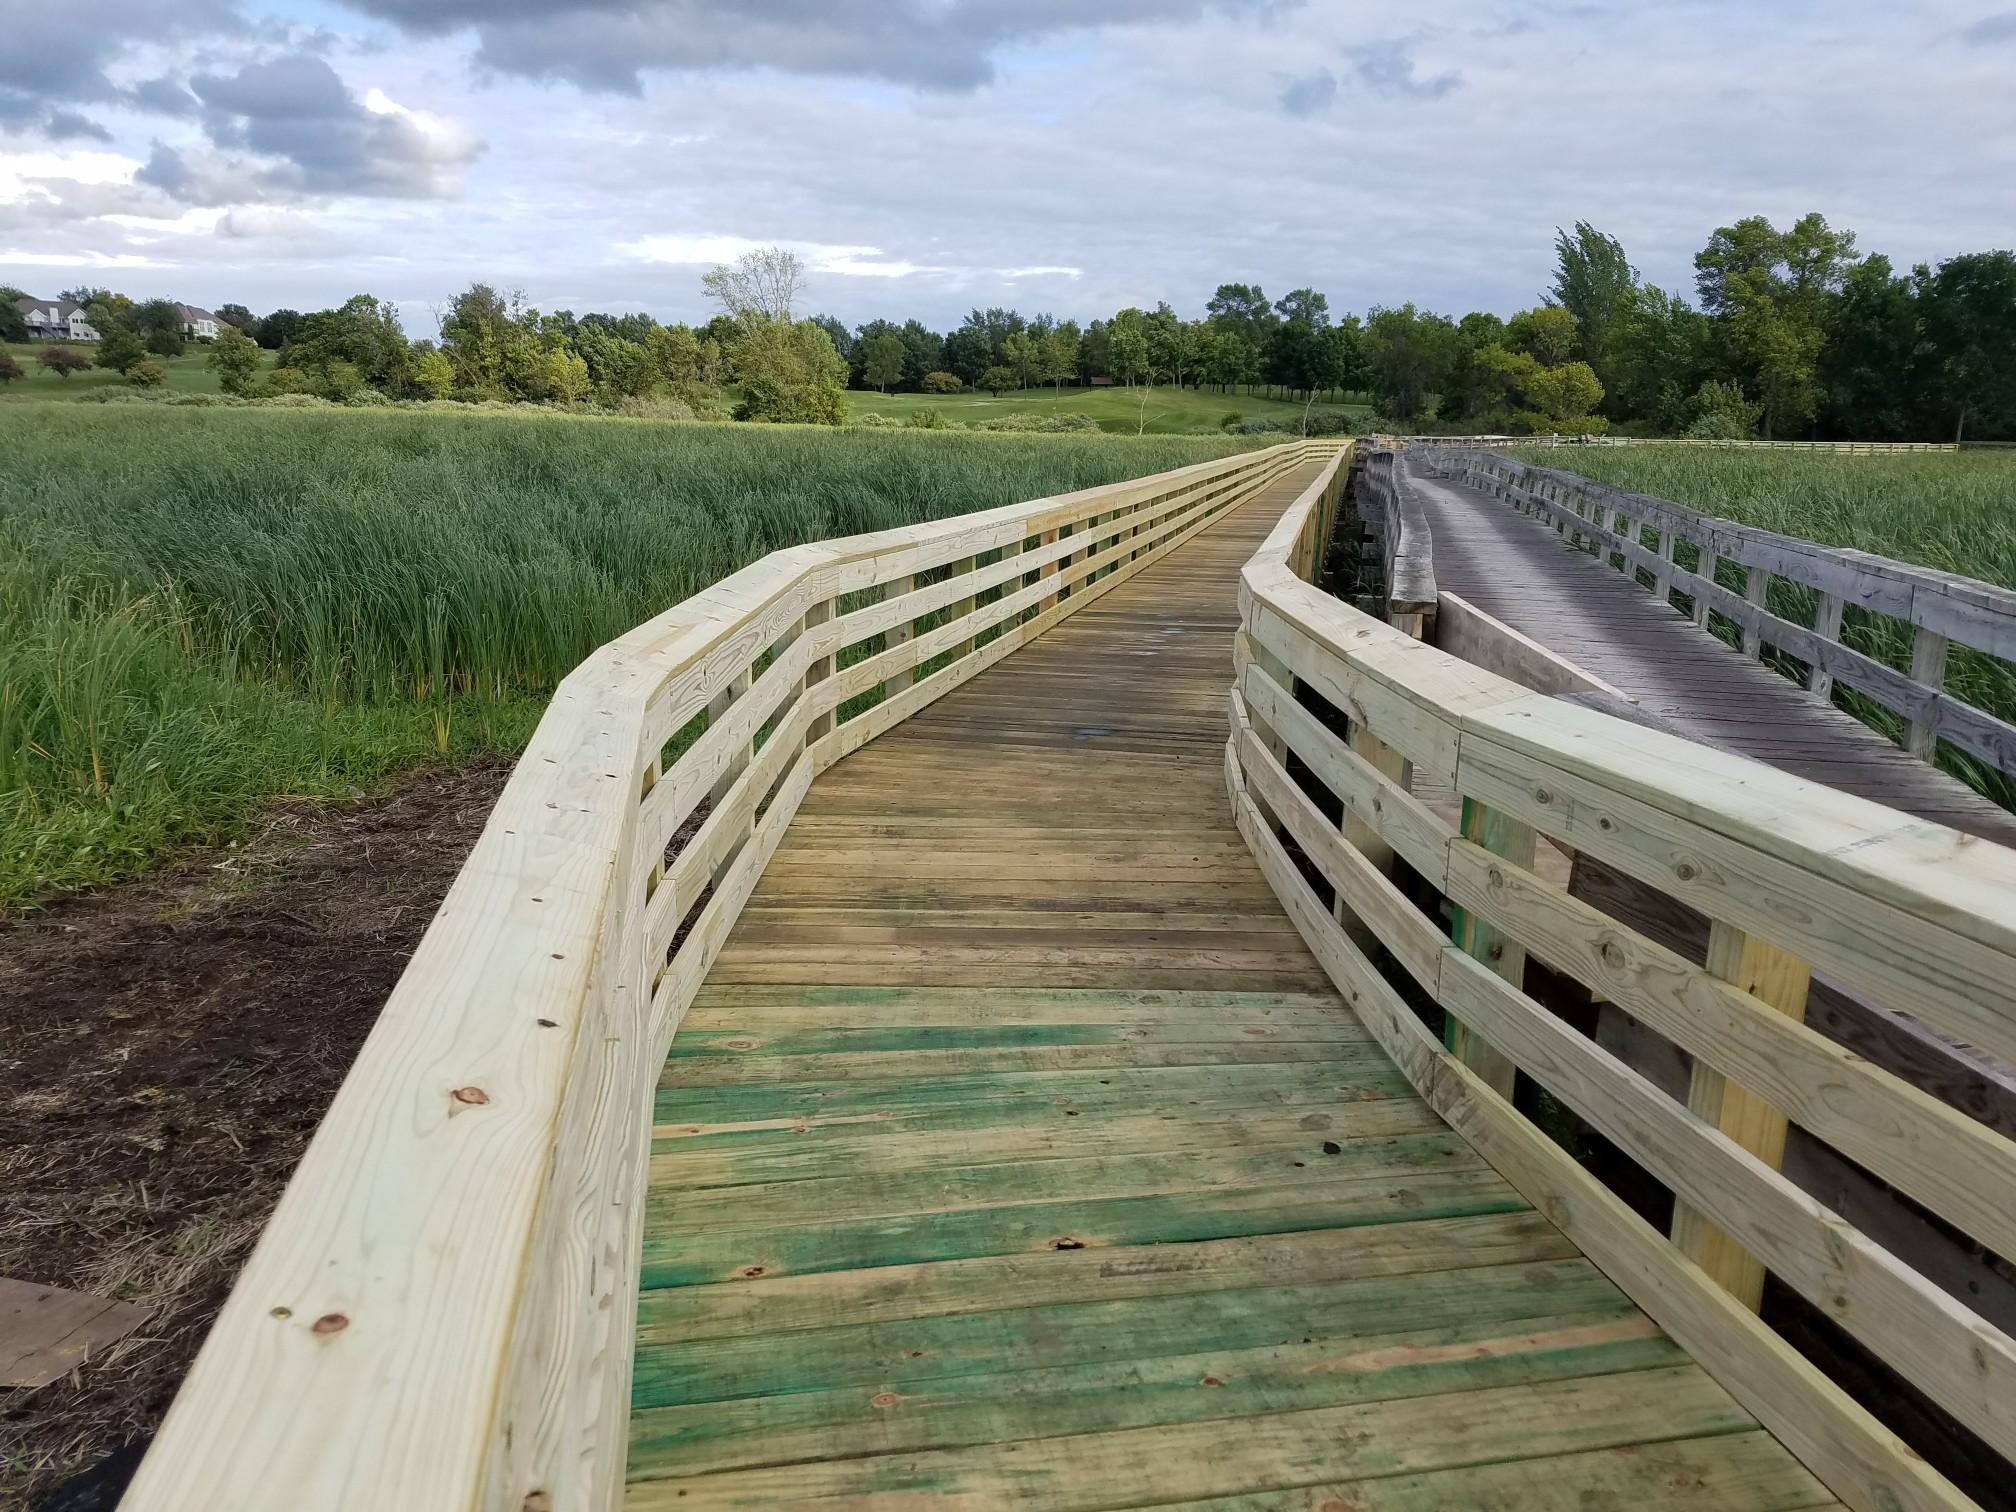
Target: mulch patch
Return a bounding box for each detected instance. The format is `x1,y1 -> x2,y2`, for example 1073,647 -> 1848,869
0,760 -> 513,1509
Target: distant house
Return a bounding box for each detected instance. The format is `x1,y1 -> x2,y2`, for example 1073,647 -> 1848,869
14,297 -> 100,342
177,304 -> 221,341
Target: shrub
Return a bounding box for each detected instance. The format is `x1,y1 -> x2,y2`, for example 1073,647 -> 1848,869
96,325 -> 148,373
0,353 -> 22,385
266,366 -> 311,395
978,365 -> 1016,396
904,408 -> 949,430
125,361 -> 167,388
1687,380 -> 1763,440
1220,412 -> 1246,431
972,412 -> 1101,433
615,393 -> 696,421
312,361 -> 364,402
852,413 -> 902,428
921,371 -> 962,393
38,345 -> 92,379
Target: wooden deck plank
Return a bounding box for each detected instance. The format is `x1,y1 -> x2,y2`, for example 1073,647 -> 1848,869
627,460 -> 1823,1509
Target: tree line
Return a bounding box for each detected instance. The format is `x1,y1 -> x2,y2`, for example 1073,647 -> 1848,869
8,212 -> 2012,439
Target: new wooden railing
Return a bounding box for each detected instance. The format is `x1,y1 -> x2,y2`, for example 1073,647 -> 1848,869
1428,448 -> 2016,777
122,438 -> 1338,1512
1229,453 -> 2016,1512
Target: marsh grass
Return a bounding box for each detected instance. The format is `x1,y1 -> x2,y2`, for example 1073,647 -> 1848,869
1516,448 -> 2016,807
2,405 -> 1258,907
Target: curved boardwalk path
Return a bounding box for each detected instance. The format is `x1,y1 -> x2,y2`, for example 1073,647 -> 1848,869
1405,454 -> 2016,848
624,462 -> 1835,1509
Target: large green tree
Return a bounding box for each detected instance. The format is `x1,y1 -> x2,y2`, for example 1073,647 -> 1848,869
1916,250 -> 2016,444
1549,223 -> 1638,395
730,318 -> 848,424
1362,304 -> 1460,422
862,328 -> 906,391
1695,212 -> 1859,437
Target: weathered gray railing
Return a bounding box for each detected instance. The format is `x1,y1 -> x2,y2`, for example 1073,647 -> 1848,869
1426,448 -> 2016,775
1352,447 -> 1437,637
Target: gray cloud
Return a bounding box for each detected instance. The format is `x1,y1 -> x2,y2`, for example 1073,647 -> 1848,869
1278,67 -> 1337,116
131,76 -> 205,117
168,54 -> 484,199
44,109 -> 114,142
1343,38 -> 1463,99
333,0 -> 1288,92
1961,10 -> 2016,41
0,0 -> 239,114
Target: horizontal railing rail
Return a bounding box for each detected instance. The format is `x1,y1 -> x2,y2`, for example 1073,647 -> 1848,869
1351,447 -> 1437,637
123,438 -> 1342,1512
1387,434 -> 1960,454
1425,447 -> 2016,778
1230,458 -> 2016,1512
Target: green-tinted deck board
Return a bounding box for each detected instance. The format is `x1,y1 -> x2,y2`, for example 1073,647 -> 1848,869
640,1166 -> 1526,1288
625,1366 -> 1754,1508
629,1311 -> 1682,1482
649,1100 -> 1444,1187
626,460 -> 1824,1509
633,1257 -> 1623,1407
635,1213 -> 1580,1346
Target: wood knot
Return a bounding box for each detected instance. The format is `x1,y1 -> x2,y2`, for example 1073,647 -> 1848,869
522,1494 -> 554,1512
870,1392 -> 902,1409
312,1313 -> 349,1335
1532,787 -> 1553,804
452,1086 -> 490,1106
1050,1237 -> 1085,1250
1600,941 -> 1626,970
1674,861 -> 1699,882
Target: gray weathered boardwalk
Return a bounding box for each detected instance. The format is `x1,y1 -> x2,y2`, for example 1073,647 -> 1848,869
1404,454 -> 2016,848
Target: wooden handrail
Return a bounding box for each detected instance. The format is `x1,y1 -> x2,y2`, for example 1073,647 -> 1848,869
1229,453 -> 2016,1512
121,438 -> 1340,1512
1350,448 -> 1437,634
1426,447 -> 2016,775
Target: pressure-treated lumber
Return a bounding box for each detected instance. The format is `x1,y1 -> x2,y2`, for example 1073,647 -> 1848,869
1231,445 -> 2015,1512
123,440 -> 1319,1512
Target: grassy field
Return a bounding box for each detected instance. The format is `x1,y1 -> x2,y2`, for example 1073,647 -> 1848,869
1515,447 -> 2016,804
2,339 -> 276,401
0,404 -> 1264,909
846,383 -> 1369,434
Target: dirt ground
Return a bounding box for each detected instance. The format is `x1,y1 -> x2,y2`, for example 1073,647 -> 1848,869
0,760 -> 512,1510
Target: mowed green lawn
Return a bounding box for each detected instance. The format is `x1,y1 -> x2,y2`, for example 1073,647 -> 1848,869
1,340 -> 272,400
844,383 -> 1370,434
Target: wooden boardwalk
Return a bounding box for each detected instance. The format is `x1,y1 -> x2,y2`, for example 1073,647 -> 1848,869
1404,455 -> 2016,847
625,462 -> 1836,1509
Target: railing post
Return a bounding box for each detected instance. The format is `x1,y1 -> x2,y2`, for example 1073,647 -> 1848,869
1654,530 -> 1675,605
1741,565 -> 1770,659
1693,549 -> 1720,629
882,575 -> 915,700
706,669 -> 752,808
1445,798 -> 1533,1101
803,599 -> 834,746
1672,922 -> 1813,1311
948,555 -> 978,660
1807,592 -> 1844,698
1037,530 -> 1060,613
1905,624 -> 1950,760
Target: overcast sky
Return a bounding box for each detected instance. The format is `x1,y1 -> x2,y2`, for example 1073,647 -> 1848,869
3,0 -> 2013,334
